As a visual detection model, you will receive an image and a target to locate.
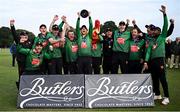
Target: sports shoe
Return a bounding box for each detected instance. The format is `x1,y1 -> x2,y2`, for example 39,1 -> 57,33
162,97 -> 170,105
154,95 -> 162,100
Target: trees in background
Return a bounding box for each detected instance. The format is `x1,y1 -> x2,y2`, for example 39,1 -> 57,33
0,27 -> 35,48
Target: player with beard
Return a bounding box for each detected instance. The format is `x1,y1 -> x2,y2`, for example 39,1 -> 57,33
128,27 -> 144,73
144,5 -> 170,105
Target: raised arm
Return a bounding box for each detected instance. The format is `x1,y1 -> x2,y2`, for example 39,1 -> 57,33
49,15 -> 59,32
132,20 -> 143,33
160,5 -> 168,38
10,20 -> 19,44
76,12 -> 81,39
125,19 -> 130,31
88,12 -> 93,38
58,16 -> 66,31
61,23 -> 70,38
166,19 -> 174,37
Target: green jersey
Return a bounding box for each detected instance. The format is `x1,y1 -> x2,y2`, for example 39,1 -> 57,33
64,38 -> 78,62
76,17 -> 93,57
129,39 -> 144,60
145,14 -> 168,61
112,30 -> 131,53
47,33 -> 62,58
17,45 -> 51,71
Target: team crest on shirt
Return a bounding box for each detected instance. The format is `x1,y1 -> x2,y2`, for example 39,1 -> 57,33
53,42 -> 60,48
81,42 -> 87,48
72,45 -> 78,52
131,45 -> 139,52
31,58 -> 40,65
117,37 -> 125,44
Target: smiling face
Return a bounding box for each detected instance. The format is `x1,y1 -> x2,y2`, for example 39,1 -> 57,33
118,24 -> 126,32
81,27 -> 88,36
39,26 -> 47,35
106,31 -> 113,38
67,31 -> 75,41
52,29 -> 59,36
20,35 -> 28,43
35,45 -> 43,53
131,29 -> 139,39
147,28 -> 154,36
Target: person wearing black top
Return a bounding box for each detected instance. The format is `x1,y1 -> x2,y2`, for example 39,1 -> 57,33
102,28 -> 114,74
10,19 -> 33,89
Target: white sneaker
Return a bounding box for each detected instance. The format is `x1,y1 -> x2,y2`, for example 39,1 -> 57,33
154,95 -> 162,100
162,97 -> 170,105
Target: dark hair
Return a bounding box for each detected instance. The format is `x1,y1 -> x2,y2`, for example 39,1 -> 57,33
36,41 -> 43,46
155,27 -> 161,32
39,24 -> 47,29
132,28 -> 140,33
19,31 -> 28,36
67,30 -> 74,35
106,28 -> 112,32
119,21 -> 125,26
52,24 -> 59,30
145,24 -> 156,31
80,25 -> 88,30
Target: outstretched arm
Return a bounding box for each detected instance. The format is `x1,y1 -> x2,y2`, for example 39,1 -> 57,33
132,19 -> 143,33
10,20 -> 19,44
125,19 -> 130,31
61,23 -> 70,38
58,16 -> 66,31
49,15 -> 59,32
160,5 -> 168,38
166,19 -> 174,37
88,11 -> 93,38
76,12 -> 81,40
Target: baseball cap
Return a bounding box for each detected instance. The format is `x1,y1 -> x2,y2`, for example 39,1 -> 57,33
106,28 -> 112,32
145,24 -> 156,30
19,31 -> 28,36
52,24 -> 59,31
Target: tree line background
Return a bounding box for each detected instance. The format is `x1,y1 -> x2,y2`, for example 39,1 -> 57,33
0,21 -> 133,48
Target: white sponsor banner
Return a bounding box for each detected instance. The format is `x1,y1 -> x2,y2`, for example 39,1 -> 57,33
17,75 -> 84,108
85,74 -> 154,108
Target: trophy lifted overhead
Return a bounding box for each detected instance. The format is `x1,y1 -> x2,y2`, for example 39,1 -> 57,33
80,9 -> 89,18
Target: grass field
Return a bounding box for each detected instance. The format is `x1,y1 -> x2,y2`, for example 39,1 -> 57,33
0,48 -> 180,111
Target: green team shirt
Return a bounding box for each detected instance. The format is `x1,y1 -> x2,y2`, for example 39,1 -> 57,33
92,35 -> 103,57
17,45 -> 51,71
129,39 -> 144,60
47,32 -> 62,58
76,17 -> 93,57
33,32 -> 51,51
145,14 -> 168,61
64,37 -> 78,62
112,30 -> 131,53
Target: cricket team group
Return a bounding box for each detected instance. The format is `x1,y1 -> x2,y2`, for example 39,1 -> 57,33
11,5 -> 174,105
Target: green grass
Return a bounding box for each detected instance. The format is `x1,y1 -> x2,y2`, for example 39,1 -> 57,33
0,48 -> 180,111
